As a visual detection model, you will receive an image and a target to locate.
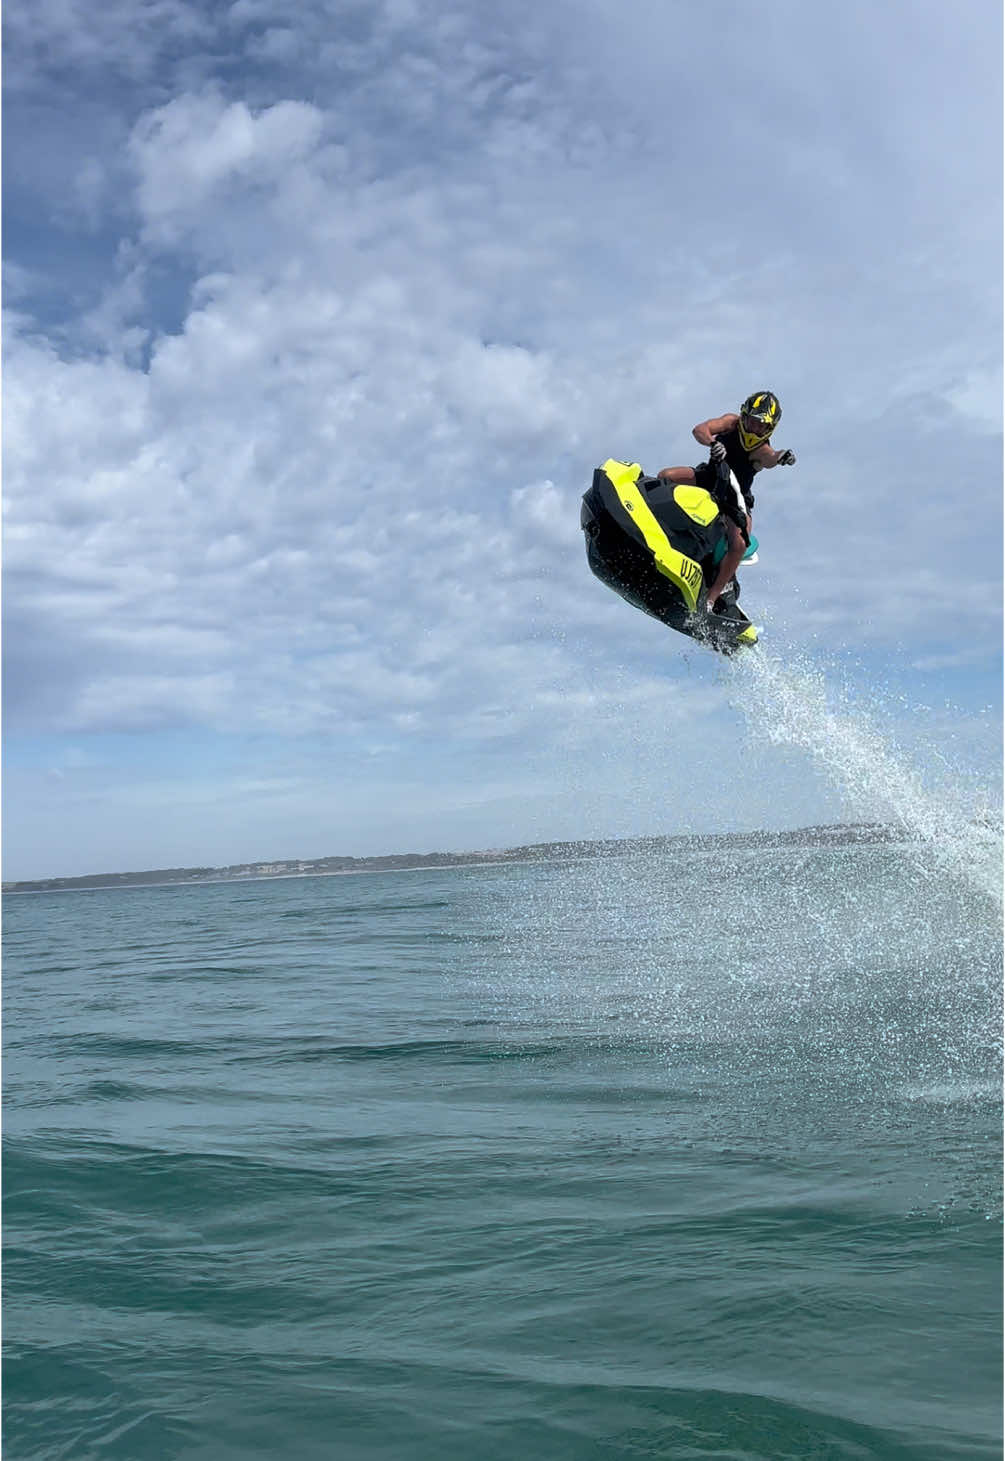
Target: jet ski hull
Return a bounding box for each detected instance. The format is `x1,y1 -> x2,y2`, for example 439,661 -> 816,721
581,459 -> 758,655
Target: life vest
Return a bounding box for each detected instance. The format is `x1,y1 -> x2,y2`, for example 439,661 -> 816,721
713,426 -> 758,508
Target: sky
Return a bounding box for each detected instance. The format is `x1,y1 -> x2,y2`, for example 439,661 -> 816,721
3,0 -> 1002,880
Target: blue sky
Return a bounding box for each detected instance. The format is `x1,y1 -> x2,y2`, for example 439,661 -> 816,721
3,0 -> 1002,879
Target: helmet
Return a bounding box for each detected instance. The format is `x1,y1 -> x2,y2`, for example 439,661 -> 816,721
738,391 -> 781,451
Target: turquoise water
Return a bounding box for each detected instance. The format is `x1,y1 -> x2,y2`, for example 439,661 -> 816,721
3,840 -> 1002,1460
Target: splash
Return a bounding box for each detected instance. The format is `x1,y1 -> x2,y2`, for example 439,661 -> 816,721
726,648 -> 1003,903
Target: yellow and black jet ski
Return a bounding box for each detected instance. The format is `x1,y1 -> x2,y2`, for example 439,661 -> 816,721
580,458 -> 759,655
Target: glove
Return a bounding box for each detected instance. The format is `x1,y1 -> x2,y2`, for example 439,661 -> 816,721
776,448 -> 796,466
709,440 -> 727,464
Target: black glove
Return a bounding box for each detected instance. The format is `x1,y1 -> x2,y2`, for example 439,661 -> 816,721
709,440 -> 727,464
776,448 -> 796,466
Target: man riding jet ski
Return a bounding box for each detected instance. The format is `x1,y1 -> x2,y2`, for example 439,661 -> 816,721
581,392 -> 796,654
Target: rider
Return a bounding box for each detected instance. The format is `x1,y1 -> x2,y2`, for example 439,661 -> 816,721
656,391 -> 796,611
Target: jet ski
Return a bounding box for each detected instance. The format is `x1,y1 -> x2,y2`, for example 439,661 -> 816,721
580,457 -> 759,655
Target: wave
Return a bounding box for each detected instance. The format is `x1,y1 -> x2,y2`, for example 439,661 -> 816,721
897,1078 -> 1002,1105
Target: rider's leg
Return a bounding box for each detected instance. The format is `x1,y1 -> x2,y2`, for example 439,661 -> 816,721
656,466 -> 697,484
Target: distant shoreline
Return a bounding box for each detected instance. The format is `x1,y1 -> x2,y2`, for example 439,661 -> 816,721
2,857 -> 547,895
2,823 -> 901,895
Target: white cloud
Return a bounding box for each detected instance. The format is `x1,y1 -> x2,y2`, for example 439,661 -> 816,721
945,366 -> 1004,435
130,95 -> 325,244
3,0 -> 1001,874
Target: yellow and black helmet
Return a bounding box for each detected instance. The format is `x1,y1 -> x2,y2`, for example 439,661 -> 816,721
738,391 -> 781,451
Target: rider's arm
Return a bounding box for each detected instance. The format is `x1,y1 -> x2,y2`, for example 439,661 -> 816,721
692,413 -> 738,447
705,516 -> 750,610
750,443 -> 785,469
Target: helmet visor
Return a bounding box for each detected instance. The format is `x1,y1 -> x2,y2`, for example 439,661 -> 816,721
740,411 -> 774,441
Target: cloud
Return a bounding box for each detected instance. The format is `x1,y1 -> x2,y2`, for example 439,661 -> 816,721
944,367 -> 1004,435
129,95 -> 326,245
2,0 -> 1001,874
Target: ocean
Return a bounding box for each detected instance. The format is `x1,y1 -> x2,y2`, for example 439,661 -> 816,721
3,824 -> 1001,1460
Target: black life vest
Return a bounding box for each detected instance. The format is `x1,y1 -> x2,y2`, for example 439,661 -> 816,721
714,426 -> 758,509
